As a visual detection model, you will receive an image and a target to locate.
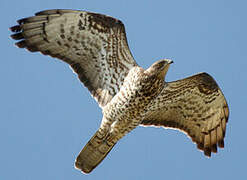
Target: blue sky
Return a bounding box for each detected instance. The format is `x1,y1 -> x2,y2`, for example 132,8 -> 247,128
1,0 -> 246,179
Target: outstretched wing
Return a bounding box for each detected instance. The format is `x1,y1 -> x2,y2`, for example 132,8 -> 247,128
10,9 -> 138,107
141,73 -> 229,157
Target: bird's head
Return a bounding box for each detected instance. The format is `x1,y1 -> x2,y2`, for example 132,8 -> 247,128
145,59 -> 173,80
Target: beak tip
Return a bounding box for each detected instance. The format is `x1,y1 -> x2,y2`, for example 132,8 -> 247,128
167,59 -> 173,64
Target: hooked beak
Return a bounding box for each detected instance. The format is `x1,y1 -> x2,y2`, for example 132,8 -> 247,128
166,59 -> 173,64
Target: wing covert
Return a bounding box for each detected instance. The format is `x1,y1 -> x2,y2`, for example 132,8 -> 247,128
141,73 -> 229,157
10,9 -> 138,107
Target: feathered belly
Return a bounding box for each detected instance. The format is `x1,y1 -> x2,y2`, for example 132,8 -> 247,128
100,66 -> 164,142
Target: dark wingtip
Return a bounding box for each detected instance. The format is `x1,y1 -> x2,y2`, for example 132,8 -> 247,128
11,32 -> 24,40
211,144 -> 218,153
17,18 -> 24,24
204,148 -> 211,157
10,25 -> 21,32
15,40 -> 26,48
197,143 -> 204,151
218,140 -> 224,148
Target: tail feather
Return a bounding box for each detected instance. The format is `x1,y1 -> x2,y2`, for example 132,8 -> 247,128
75,130 -> 116,174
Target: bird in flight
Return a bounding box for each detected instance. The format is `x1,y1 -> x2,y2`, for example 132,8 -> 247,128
10,9 -> 229,174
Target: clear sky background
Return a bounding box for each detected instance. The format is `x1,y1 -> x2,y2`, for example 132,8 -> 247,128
1,0 -> 246,179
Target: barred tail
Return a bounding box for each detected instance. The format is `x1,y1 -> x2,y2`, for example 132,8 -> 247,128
75,130 -> 116,174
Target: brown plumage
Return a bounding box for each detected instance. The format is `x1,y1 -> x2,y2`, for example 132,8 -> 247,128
141,72 -> 229,157
10,9 -> 229,174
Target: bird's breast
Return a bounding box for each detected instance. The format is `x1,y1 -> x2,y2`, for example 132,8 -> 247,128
103,68 -> 164,122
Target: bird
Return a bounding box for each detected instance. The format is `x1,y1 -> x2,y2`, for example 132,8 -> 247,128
10,9 -> 229,174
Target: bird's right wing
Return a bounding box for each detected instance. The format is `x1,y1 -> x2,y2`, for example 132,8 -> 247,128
10,9 -> 138,107
141,73 -> 229,157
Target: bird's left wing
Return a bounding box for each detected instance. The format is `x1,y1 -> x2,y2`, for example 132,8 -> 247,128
10,9 -> 138,107
141,73 -> 229,157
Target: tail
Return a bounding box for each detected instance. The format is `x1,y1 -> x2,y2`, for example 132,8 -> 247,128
75,130 -> 116,174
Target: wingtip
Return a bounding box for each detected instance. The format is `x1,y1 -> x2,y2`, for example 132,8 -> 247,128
11,32 -> 24,40
204,148 -> 211,157
17,18 -> 26,24
15,40 -> 26,48
10,25 -> 21,32
211,144 -> 218,153
218,139 -> 224,148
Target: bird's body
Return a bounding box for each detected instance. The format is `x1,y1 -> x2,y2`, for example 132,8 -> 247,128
10,9 -> 229,174
76,62 -> 170,172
